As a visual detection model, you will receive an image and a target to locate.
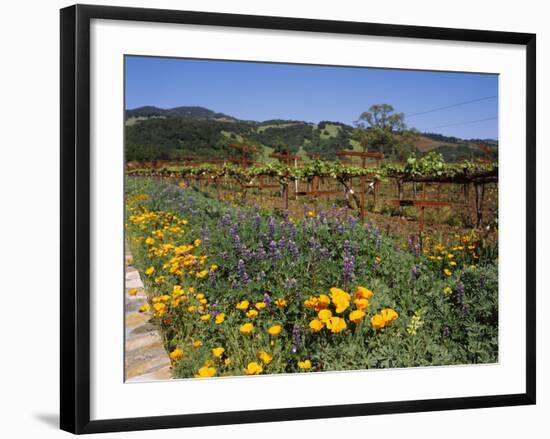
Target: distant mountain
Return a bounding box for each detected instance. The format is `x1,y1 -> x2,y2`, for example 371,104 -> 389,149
125,106 -> 498,163
126,106 -> 239,122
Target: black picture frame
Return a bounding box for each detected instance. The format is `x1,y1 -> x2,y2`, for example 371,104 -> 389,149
60,4 -> 536,434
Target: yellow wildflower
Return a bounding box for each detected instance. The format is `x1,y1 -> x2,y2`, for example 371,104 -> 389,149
246,309 -> 259,318
212,347 -> 225,358
244,362 -> 263,375
330,289 -> 350,314
194,366 -> 216,378
240,323 -> 254,335
236,300 -> 249,311
196,270 -> 209,279
318,309 -> 332,322
354,298 -> 369,310
267,325 -> 282,336
255,302 -> 267,311
153,302 -> 166,316
309,319 -> 324,332
215,313 -> 225,324
381,308 -> 399,324
326,316 -> 347,333
258,351 -> 273,365
349,309 -> 366,324
298,360 -> 312,370
371,314 -> 385,330
169,348 -> 184,362
354,287 -> 374,300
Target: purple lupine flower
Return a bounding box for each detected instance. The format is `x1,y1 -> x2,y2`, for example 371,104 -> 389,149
342,240 -> 355,284
268,217 -> 276,240
269,240 -> 280,261
236,259 -> 250,285
375,228 -> 382,249
208,268 -> 218,282
343,239 -> 352,256
343,255 -> 355,284
442,326 -> 451,337
241,247 -> 252,260
256,270 -> 266,282
232,232 -> 243,255
220,213 -> 232,227
263,293 -> 273,311
254,247 -> 267,261
285,278 -> 297,290
288,240 -> 299,259
210,302 -> 219,317
288,222 -> 297,241
453,281 -> 465,305
254,212 -> 261,230
278,238 -> 287,251
283,210 -> 290,224
318,247 -> 329,259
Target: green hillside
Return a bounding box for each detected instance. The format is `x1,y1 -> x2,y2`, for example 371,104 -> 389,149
125,106 -> 497,163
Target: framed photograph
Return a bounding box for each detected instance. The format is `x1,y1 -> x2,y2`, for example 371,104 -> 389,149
60,4 -> 536,434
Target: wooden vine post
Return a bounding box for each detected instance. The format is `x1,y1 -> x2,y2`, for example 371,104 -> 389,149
270,150 -> 301,209
390,192 -> 450,250
474,183 -> 485,228
335,148 -> 384,223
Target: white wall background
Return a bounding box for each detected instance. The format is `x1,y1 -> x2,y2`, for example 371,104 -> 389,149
0,0 -> 546,437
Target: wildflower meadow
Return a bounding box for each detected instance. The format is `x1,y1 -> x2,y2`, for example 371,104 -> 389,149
125,177 -> 498,379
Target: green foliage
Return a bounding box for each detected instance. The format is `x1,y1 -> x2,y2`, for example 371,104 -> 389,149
125,105 -> 498,163
125,178 -> 498,378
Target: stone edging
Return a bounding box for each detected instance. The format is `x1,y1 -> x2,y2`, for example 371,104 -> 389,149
125,243 -> 172,382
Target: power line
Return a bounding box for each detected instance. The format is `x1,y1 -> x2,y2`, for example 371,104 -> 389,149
405,95 -> 497,118
423,116 -> 498,131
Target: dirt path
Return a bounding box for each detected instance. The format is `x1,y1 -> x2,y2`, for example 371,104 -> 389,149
125,243 -> 172,382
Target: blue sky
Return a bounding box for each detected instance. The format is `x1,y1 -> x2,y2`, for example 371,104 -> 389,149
125,56 -> 498,140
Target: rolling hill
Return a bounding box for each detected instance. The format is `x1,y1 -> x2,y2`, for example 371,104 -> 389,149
125,106 -> 498,163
